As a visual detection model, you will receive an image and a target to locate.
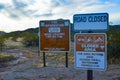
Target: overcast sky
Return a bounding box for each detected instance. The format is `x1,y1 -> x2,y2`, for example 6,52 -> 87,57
0,0 -> 120,32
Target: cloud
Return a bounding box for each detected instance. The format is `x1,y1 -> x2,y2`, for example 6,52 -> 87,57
0,0 -> 120,32
110,12 -> 120,24
0,0 -> 116,20
13,0 -> 28,8
0,0 -> 37,19
34,13 -> 53,18
51,0 -> 61,7
0,3 -> 4,9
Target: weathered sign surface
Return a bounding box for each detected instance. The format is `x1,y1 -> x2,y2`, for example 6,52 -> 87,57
74,33 -> 107,70
40,20 -> 70,52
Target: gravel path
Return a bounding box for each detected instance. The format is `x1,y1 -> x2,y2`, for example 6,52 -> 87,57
0,49 -> 120,80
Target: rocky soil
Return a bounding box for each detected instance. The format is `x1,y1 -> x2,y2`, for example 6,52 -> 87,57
0,48 -> 120,80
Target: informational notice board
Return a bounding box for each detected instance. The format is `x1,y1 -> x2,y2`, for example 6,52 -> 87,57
39,20 -> 70,52
74,33 -> 107,70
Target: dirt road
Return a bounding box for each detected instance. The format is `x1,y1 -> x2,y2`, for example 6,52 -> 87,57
0,48 -> 120,80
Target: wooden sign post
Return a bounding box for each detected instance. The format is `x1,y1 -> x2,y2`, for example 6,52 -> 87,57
39,19 -> 70,67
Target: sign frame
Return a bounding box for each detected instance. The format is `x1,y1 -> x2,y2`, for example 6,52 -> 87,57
73,13 -> 109,31
74,33 -> 107,71
39,19 -> 71,52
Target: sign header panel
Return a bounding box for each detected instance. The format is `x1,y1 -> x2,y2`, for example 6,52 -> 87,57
74,33 -> 107,70
40,20 -> 70,52
73,13 -> 108,30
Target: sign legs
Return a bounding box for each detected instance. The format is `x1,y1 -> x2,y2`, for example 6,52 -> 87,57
87,31 -> 93,80
87,70 -> 93,80
43,52 -> 46,67
42,52 -> 69,67
65,52 -> 68,67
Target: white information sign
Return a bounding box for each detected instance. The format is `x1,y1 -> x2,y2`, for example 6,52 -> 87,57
74,33 -> 107,71
73,13 -> 108,30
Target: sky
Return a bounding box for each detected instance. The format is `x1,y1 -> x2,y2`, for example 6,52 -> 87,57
0,0 -> 120,32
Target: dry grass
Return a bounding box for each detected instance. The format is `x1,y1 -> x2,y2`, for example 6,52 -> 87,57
0,53 -> 10,58
0,53 -> 16,62
4,37 -> 24,48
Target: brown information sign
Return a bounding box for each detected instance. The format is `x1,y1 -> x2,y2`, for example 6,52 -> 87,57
40,20 -> 70,52
76,33 -> 106,52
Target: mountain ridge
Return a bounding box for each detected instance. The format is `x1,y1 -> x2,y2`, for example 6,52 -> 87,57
1,25 -> 120,35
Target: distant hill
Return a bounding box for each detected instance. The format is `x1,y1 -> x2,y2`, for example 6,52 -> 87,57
109,25 -> 120,29
8,27 -> 39,35
0,31 -> 6,35
5,24 -> 120,35
23,27 -> 39,33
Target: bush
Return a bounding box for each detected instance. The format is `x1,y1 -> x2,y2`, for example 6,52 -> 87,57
22,32 -> 38,47
107,27 -> 120,64
0,53 -> 17,62
0,36 -> 5,51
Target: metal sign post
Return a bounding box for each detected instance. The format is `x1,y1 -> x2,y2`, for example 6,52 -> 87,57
65,52 -> 68,67
87,70 -> 93,80
87,31 -> 93,80
43,52 -> 46,67
38,31 -> 40,56
74,13 -> 108,80
74,33 -> 107,80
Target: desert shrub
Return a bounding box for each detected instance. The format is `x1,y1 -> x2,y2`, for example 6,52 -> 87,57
107,27 -> 120,64
0,36 -> 6,51
22,32 -> 38,47
0,53 -> 17,62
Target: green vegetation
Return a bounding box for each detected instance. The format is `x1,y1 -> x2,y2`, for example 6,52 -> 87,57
22,32 -> 38,47
0,25 -> 120,64
0,27 -> 39,48
107,26 -> 120,64
0,35 -> 6,51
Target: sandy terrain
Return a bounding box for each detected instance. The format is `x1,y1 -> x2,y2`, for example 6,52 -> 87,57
0,48 -> 120,80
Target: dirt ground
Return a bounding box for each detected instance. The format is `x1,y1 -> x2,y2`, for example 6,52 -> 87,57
0,48 -> 120,80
